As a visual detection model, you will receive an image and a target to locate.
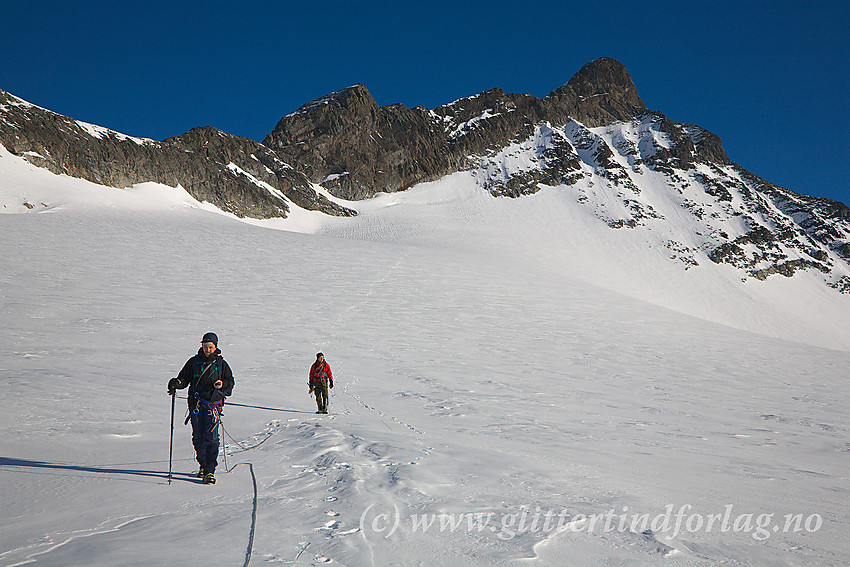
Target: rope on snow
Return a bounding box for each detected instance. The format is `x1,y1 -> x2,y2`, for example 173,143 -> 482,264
218,417 -> 271,567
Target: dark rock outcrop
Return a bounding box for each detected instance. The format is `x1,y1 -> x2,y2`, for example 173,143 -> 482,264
262,84 -> 460,200
0,90 -> 354,219
166,127 -> 355,217
544,57 -> 648,127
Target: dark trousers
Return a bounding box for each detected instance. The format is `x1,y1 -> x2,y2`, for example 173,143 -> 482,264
191,410 -> 220,473
314,381 -> 329,412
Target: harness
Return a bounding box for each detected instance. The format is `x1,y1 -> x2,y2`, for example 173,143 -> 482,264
183,356 -> 226,431
184,392 -> 225,431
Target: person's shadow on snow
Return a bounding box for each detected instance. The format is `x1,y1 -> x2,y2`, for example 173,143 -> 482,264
0,456 -> 199,484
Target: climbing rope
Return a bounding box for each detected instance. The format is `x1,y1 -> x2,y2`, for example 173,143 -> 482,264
217,416 -> 273,567
176,397 -> 283,566
224,461 -> 257,567
221,419 -> 273,452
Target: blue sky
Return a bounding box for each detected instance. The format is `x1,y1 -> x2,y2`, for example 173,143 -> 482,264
1,1 -> 847,203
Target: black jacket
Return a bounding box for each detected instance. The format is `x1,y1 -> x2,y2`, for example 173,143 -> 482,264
173,347 -> 234,409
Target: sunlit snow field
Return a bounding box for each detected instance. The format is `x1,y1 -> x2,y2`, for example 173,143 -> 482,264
1,149 -> 849,566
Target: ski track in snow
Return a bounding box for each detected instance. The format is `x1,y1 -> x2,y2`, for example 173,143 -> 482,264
1,147 -> 850,566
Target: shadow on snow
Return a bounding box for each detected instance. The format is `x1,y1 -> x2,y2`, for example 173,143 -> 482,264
0,456 -> 198,484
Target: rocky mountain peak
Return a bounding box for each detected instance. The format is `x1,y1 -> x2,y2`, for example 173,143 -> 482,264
282,84 -> 378,122
263,84 -> 456,200
546,57 -> 647,127
564,57 -> 642,101
261,85 -> 384,181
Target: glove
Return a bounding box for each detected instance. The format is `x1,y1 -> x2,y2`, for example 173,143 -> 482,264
329,380 -> 334,389
167,377 -> 179,395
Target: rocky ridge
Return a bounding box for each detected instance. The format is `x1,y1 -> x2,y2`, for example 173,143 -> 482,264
0,90 -> 354,219
262,58 -> 724,200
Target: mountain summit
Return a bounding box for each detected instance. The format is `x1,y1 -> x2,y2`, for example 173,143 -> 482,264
550,56 -> 648,125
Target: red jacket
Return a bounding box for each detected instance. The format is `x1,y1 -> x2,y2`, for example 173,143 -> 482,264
309,361 -> 333,385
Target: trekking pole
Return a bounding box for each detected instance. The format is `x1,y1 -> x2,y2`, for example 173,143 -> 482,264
168,389 -> 176,484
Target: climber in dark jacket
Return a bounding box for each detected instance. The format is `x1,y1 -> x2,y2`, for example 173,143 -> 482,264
168,332 -> 234,484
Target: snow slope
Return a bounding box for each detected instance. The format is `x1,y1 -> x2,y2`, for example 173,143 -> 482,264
1,145 -> 849,566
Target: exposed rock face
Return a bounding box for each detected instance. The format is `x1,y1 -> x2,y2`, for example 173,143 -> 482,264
263,84 -> 460,200
0,90 -> 354,219
263,58 -> 730,201
166,127 -> 355,217
544,56 -> 649,127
